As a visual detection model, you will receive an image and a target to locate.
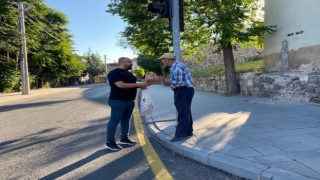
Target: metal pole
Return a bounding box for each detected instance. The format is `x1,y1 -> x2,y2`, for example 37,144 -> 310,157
18,2 -> 30,95
172,0 -> 181,62
104,55 -> 107,74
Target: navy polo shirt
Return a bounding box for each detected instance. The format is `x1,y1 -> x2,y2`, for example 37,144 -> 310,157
107,68 -> 137,101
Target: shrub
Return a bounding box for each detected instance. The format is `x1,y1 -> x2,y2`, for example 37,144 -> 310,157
0,61 -> 21,93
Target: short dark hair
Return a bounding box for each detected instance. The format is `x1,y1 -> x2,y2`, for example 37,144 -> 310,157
118,57 -> 131,64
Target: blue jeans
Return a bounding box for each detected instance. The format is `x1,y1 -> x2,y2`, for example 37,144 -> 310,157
107,99 -> 135,142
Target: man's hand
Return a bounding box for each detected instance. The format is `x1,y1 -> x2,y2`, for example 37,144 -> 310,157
146,75 -> 163,84
162,78 -> 170,86
138,82 -> 148,90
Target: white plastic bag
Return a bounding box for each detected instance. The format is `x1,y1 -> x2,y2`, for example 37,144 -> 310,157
140,89 -> 154,116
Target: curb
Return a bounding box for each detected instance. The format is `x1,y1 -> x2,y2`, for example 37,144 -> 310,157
144,119 -> 317,180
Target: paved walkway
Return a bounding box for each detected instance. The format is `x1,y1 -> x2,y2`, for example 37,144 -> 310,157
143,85 -> 320,180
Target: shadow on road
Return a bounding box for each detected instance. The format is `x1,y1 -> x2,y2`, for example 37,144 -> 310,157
0,99 -> 76,113
40,149 -> 108,180
0,118 -> 108,155
81,85 -> 109,106
81,148 -> 152,180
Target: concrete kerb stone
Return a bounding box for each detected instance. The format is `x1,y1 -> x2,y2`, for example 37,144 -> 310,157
143,116 -> 317,180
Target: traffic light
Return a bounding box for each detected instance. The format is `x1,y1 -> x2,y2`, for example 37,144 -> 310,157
148,0 -> 184,32
148,0 -> 171,18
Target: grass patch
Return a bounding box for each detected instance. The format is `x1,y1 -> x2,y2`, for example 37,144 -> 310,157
192,60 -> 265,77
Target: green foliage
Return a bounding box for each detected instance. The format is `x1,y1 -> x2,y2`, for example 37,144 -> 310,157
0,0 -> 86,91
185,0 -> 276,53
192,60 -> 265,77
0,0 -> 20,53
192,66 -> 224,77
106,1 -> 275,72
0,61 -> 21,93
245,55 -> 263,62
26,4 -> 86,81
133,67 -> 145,80
136,54 -> 163,75
107,0 -> 172,58
235,60 -> 265,73
82,51 -> 106,77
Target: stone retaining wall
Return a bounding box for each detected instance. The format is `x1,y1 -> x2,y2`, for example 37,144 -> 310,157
193,74 -> 228,94
184,44 -> 263,71
194,71 -> 320,103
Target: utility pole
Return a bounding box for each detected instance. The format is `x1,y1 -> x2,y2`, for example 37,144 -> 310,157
171,0 -> 181,62
17,2 -> 33,95
104,55 -> 109,84
104,55 -> 107,74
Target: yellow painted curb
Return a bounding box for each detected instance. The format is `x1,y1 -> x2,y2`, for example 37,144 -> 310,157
133,96 -> 173,180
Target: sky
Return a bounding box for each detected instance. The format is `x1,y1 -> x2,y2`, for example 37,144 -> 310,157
44,0 -> 136,63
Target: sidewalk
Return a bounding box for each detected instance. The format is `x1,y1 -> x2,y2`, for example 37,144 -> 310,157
143,85 -> 320,180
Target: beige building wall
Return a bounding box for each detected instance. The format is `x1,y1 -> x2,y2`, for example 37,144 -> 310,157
264,0 -> 320,71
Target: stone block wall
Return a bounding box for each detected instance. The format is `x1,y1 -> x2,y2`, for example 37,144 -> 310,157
194,71 -> 320,103
184,44 -> 263,71
193,74 -> 228,94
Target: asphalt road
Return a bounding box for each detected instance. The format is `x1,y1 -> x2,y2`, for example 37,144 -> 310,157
0,85 -> 242,180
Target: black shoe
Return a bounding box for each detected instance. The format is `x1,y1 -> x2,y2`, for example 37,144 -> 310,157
105,141 -> 122,151
187,132 -> 193,136
119,138 -> 136,146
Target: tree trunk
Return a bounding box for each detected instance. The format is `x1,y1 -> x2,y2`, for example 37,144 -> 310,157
38,78 -> 44,88
222,42 -> 240,96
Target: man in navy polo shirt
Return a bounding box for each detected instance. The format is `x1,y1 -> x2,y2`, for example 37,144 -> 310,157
106,57 -> 148,151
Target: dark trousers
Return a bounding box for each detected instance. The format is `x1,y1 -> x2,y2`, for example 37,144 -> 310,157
173,87 -> 194,137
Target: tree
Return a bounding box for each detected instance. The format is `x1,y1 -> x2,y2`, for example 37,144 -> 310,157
0,61 -> 20,93
107,0 -> 275,96
107,0 -> 172,57
137,54 -> 163,75
133,67 -> 145,80
0,0 -> 21,92
186,0 -> 275,96
26,6 -> 86,86
82,51 -> 105,77
1,0 -> 87,89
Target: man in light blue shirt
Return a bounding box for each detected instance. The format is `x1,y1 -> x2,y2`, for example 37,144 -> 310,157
159,53 -> 194,142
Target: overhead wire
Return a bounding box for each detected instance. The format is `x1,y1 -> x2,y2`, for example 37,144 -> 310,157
2,3 -> 73,49
3,2 -> 69,40
25,13 -> 63,42
29,13 -> 68,41
31,10 -> 66,35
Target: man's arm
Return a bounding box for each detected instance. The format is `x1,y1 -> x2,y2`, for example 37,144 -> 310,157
115,81 -> 148,89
